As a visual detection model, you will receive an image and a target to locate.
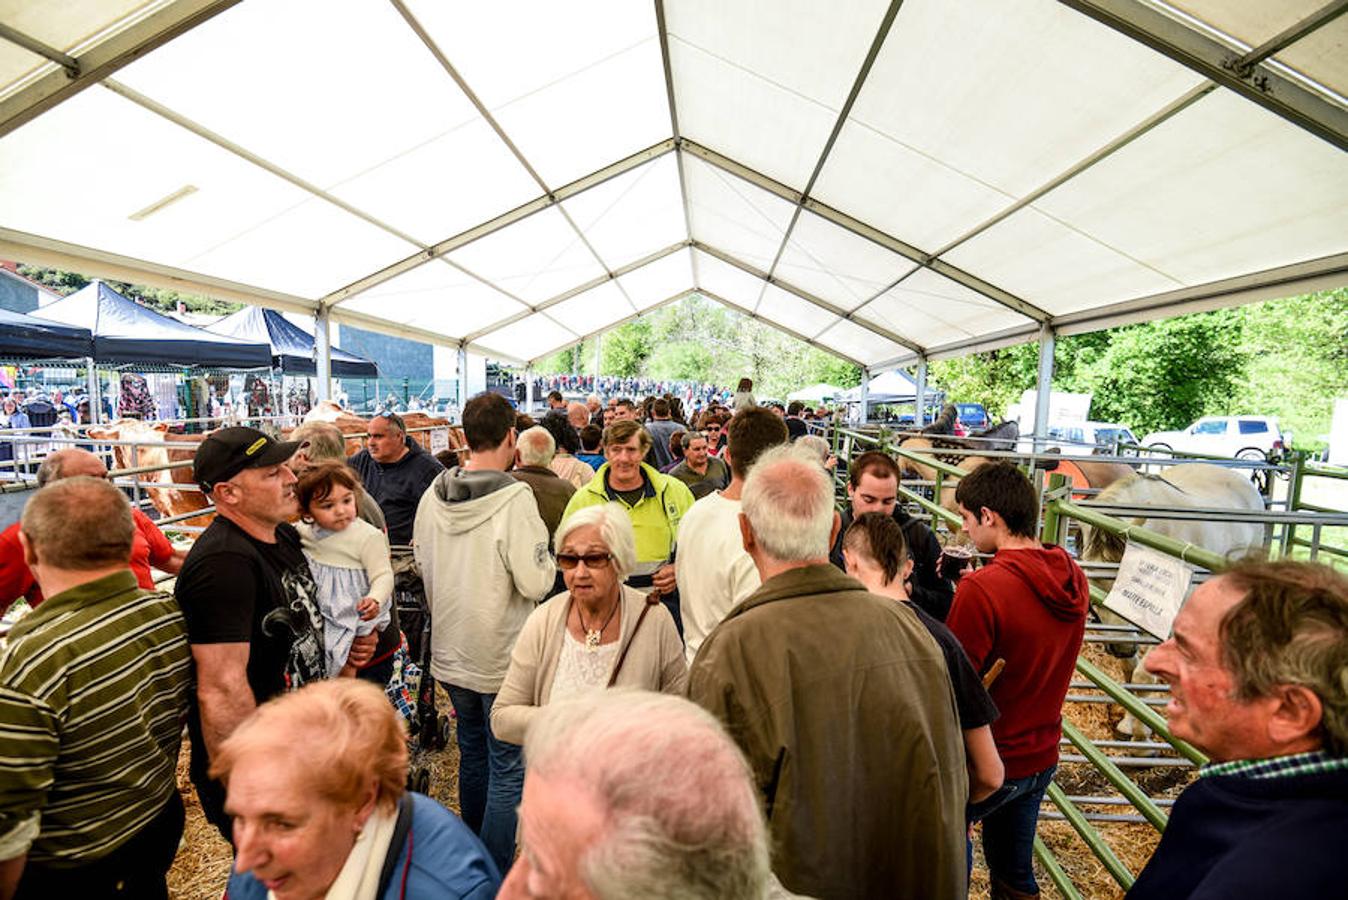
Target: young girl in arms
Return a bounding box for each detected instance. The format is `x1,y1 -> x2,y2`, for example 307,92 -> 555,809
295,461 -> 394,677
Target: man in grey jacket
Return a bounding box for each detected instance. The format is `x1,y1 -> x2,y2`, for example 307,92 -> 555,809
413,391 -> 555,876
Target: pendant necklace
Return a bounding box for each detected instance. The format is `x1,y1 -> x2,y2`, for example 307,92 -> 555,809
576,596 -> 620,652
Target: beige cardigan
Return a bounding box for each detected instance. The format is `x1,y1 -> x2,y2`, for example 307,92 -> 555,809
490,585 -> 688,744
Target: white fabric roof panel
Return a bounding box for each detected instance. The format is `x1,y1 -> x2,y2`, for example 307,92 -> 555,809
773,209 -> 917,312
559,153 -> 685,271
339,261 -> 528,341
856,269 -> 1033,350
0,0 -> 1344,372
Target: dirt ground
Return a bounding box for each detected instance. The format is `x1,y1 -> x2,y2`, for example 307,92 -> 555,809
166,657 -> 1176,900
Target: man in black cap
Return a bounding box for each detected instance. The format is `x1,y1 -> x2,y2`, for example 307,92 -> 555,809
174,427 -> 376,840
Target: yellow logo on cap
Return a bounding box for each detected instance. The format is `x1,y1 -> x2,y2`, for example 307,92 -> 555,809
245,437 -> 268,456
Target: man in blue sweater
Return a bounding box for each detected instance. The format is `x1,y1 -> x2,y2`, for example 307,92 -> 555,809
1127,558 -> 1348,900
348,412 -> 443,546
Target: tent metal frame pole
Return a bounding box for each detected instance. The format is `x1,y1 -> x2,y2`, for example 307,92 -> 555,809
691,241 -> 923,355
754,0 -> 906,315
320,139 -> 676,309
914,358 -> 928,427
524,367 -> 534,413
1057,0 -> 1348,153
456,347 -> 468,410
680,140 -> 1049,324
314,306 -> 332,402
0,0 -> 242,139
594,331 -> 603,377
859,370 -> 871,424
85,357 -> 101,425
0,24 -> 80,75
1235,1 -> 1348,71
1033,323 -> 1056,452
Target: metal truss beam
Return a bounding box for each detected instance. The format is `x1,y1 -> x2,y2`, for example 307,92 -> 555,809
1058,0 -> 1348,153
696,290 -> 868,369
459,242 -> 689,346
756,0 -> 906,312
1236,1 -> 1348,71
0,226 -> 315,315
320,139 -> 676,309
680,139 -> 1049,323
520,290 -> 695,367
691,241 -> 924,354
0,0 -> 242,139
655,0 -> 695,249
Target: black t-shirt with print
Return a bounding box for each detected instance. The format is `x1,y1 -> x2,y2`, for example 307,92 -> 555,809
176,516 -> 325,701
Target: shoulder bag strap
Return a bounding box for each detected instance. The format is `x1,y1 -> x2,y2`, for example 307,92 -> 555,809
376,792 -> 416,897
607,590 -> 662,688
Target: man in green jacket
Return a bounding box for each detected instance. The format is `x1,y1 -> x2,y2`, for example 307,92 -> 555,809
688,445 -> 969,899
561,419 -> 694,635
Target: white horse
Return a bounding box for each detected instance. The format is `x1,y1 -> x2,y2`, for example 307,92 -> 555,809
1080,463 -> 1265,738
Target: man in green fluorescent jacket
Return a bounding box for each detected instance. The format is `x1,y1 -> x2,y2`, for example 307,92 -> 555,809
561,418 -> 694,636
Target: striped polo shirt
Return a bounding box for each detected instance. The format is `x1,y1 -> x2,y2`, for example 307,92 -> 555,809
0,570 -> 191,866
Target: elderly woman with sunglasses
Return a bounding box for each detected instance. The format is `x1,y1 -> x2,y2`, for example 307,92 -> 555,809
490,503 -> 687,745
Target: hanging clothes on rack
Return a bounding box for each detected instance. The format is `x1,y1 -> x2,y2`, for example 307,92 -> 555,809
118,373 -> 156,420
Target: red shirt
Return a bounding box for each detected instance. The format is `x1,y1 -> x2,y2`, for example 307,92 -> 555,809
0,509 -> 175,614
946,544 -> 1089,779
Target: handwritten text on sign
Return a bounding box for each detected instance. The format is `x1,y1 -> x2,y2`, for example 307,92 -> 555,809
429,427 -> 450,455
1103,543 -> 1193,640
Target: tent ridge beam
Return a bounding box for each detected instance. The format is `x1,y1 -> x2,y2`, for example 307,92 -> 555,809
754,0 -> 906,312
321,138 -> 676,309
696,288 -> 868,369
681,139 -> 1048,322
388,0 -> 550,194
102,79 -> 430,251
1057,0 -> 1348,153
655,1 -> 696,253
523,289 -> 694,367
690,240 -> 923,354
0,0 -> 242,139
459,241 -> 689,346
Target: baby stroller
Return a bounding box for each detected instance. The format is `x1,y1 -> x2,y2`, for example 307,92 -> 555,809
389,547 -> 451,793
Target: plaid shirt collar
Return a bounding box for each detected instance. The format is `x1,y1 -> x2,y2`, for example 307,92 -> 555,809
1200,749 -> 1348,781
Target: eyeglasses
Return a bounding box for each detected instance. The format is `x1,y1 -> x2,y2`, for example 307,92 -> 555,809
555,552 -> 613,570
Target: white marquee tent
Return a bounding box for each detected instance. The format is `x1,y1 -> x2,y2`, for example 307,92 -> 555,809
1,0 -> 1345,429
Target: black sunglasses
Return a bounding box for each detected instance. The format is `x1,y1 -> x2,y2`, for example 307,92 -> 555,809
555,552 -> 613,570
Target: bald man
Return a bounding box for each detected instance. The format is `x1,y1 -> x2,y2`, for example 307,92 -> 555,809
0,449 -> 185,613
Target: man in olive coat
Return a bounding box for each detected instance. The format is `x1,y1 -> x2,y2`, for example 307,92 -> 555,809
687,445 -> 968,900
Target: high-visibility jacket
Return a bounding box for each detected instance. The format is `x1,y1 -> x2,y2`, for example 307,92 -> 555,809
561,462 -> 695,569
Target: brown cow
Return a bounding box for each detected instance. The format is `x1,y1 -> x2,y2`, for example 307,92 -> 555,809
299,401 -> 467,462
86,419 -> 214,530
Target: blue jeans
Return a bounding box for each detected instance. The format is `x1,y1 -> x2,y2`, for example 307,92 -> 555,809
443,683 -> 524,876
968,764 -> 1056,894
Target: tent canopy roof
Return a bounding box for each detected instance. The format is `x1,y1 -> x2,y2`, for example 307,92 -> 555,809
33,280 -> 271,368
207,306 -> 378,378
1,0 -> 1345,370
0,305 -> 93,359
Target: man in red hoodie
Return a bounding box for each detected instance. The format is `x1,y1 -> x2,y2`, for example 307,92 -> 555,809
946,461 -> 1089,900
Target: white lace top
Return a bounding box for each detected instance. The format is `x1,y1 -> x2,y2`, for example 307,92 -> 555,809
549,628 -> 620,702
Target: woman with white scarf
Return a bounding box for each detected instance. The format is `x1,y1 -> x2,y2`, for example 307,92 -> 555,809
213,679 -> 500,900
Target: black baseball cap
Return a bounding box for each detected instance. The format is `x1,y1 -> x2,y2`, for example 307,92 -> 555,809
194,426 -> 301,492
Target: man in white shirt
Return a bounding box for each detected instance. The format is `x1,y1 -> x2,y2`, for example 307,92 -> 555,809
676,407 -> 788,665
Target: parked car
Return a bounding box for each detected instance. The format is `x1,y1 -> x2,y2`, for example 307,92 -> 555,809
955,402 -> 990,432
1047,421 -> 1140,454
1142,415 -> 1285,460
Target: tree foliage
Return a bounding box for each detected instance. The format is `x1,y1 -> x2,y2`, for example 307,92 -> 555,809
17,265 -> 244,316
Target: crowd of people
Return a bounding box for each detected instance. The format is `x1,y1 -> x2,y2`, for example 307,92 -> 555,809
0,385 -> 1345,900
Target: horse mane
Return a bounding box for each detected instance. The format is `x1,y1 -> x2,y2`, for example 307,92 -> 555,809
921,404 -> 959,436
1081,472 -> 1177,563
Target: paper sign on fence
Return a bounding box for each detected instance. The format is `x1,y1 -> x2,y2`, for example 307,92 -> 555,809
429,427 -> 450,455
1103,543 -> 1193,640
